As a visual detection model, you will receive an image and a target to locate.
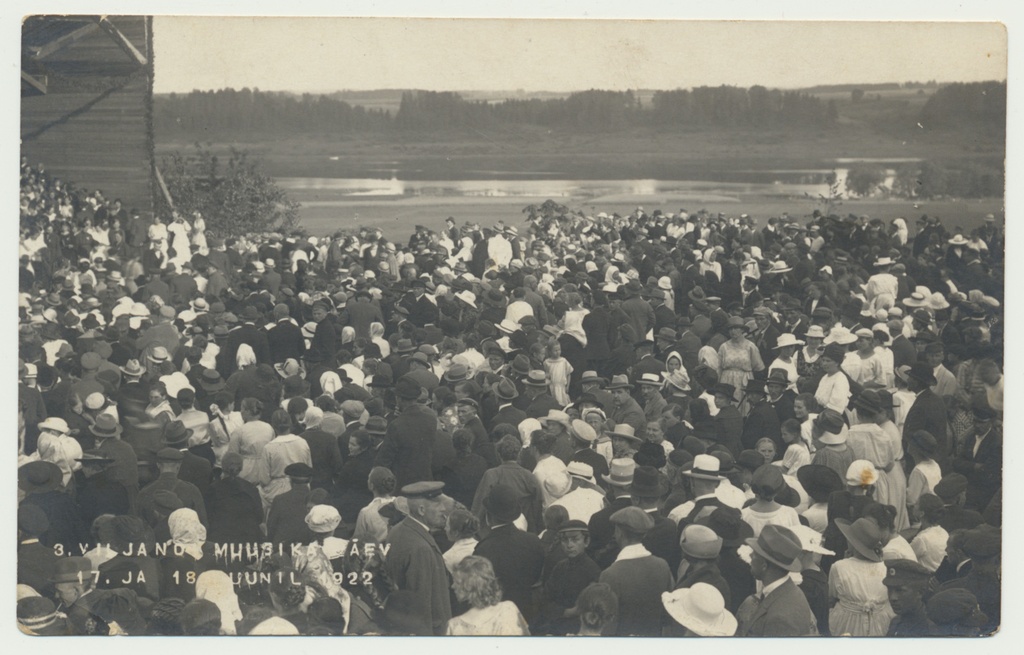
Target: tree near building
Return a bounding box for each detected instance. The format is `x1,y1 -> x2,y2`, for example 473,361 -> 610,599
158,144 -> 300,236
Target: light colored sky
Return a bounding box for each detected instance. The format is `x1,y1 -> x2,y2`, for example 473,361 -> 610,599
152,17 -> 1006,94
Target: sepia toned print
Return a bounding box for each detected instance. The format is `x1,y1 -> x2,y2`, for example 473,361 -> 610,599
17,15 -> 1003,636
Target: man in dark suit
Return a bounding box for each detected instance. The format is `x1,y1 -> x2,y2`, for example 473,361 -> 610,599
901,363 -> 950,470
740,379 -> 783,453
266,303 -> 305,364
735,525 -> 818,636
890,319 -> 918,371
951,405 -> 1002,511
218,304 -> 271,377
385,481 -> 454,635
374,377 -> 436,489
598,507 -> 673,636
266,463 -> 314,547
587,459 -> 635,568
522,370 -> 561,419
487,377 -> 527,433
474,484 -> 545,622
161,420 -> 213,497
17,504 -> 59,597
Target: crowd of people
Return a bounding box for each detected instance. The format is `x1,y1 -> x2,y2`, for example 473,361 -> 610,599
16,160 -> 1003,636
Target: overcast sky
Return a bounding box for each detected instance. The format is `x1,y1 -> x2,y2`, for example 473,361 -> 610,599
152,17 -> 1006,94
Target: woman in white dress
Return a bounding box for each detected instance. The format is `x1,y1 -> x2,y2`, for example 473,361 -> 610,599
814,344 -> 851,414
909,494 -> 949,572
846,391 -> 909,532
828,518 -> 895,636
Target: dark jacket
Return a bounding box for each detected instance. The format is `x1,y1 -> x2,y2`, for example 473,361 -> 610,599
474,523 -> 546,621
736,577 -> 818,637
374,403 -> 438,489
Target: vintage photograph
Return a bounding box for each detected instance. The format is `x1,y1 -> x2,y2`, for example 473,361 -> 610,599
16,13 -> 1005,637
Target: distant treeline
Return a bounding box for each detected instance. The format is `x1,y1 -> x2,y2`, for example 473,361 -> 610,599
919,81 -> 1006,131
154,85 -> 834,134
153,81 -> 1004,135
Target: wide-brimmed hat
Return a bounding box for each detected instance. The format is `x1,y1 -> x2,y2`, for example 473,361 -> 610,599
814,409 -> 846,444
711,383 -> 737,399
797,464 -> 844,503
491,377 -> 519,400
904,362 -> 938,386
664,369 -> 690,392
88,413 -> 123,439
483,289 -> 506,307
51,556 -> 94,584
927,292 -> 950,311
662,584 -> 737,637
395,338 -> 417,354
454,290 -> 477,308
607,423 -> 642,444
38,417 -> 71,435
443,363 -> 469,383
579,370 -> 606,387
539,409 -> 571,430
274,358 -> 306,379
773,333 -> 804,349
852,390 -> 883,416
636,372 -> 663,387
605,374 -> 633,390
567,461 -> 595,482
902,292 -> 929,308
947,234 -> 969,246
630,465 -> 668,498
823,326 -> 857,345
804,325 -> 826,339
198,368 -> 225,392
745,524 -> 803,572
148,346 -> 171,364
161,420 -> 194,446
743,378 -> 767,395
696,506 -> 754,548
679,524 -> 724,560
18,461 -> 63,494
764,369 -> 790,387
394,376 -> 423,400
791,524 -> 835,556
602,458 -> 637,487
685,453 -> 726,481
523,369 -> 549,387
765,260 -> 793,275
724,316 -> 749,333
836,518 -> 885,562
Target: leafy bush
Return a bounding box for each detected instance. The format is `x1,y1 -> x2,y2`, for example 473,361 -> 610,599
158,144 -> 300,236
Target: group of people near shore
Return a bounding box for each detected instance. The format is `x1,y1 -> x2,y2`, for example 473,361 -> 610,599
17,160 -> 1002,636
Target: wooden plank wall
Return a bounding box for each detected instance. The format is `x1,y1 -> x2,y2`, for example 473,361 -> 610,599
21,17 -> 154,214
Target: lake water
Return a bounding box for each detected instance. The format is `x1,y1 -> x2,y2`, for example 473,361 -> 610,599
278,163 -> 911,205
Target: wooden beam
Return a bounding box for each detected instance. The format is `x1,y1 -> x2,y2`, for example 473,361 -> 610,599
21,70 -> 47,95
154,166 -> 175,210
96,16 -> 147,66
25,21 -> 99,59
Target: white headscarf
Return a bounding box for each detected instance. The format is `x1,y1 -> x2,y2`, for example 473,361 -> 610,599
36,432 -> 82,486
195,571 -> 243,635
235,343 -> 257,368
168,508 -> 207,560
